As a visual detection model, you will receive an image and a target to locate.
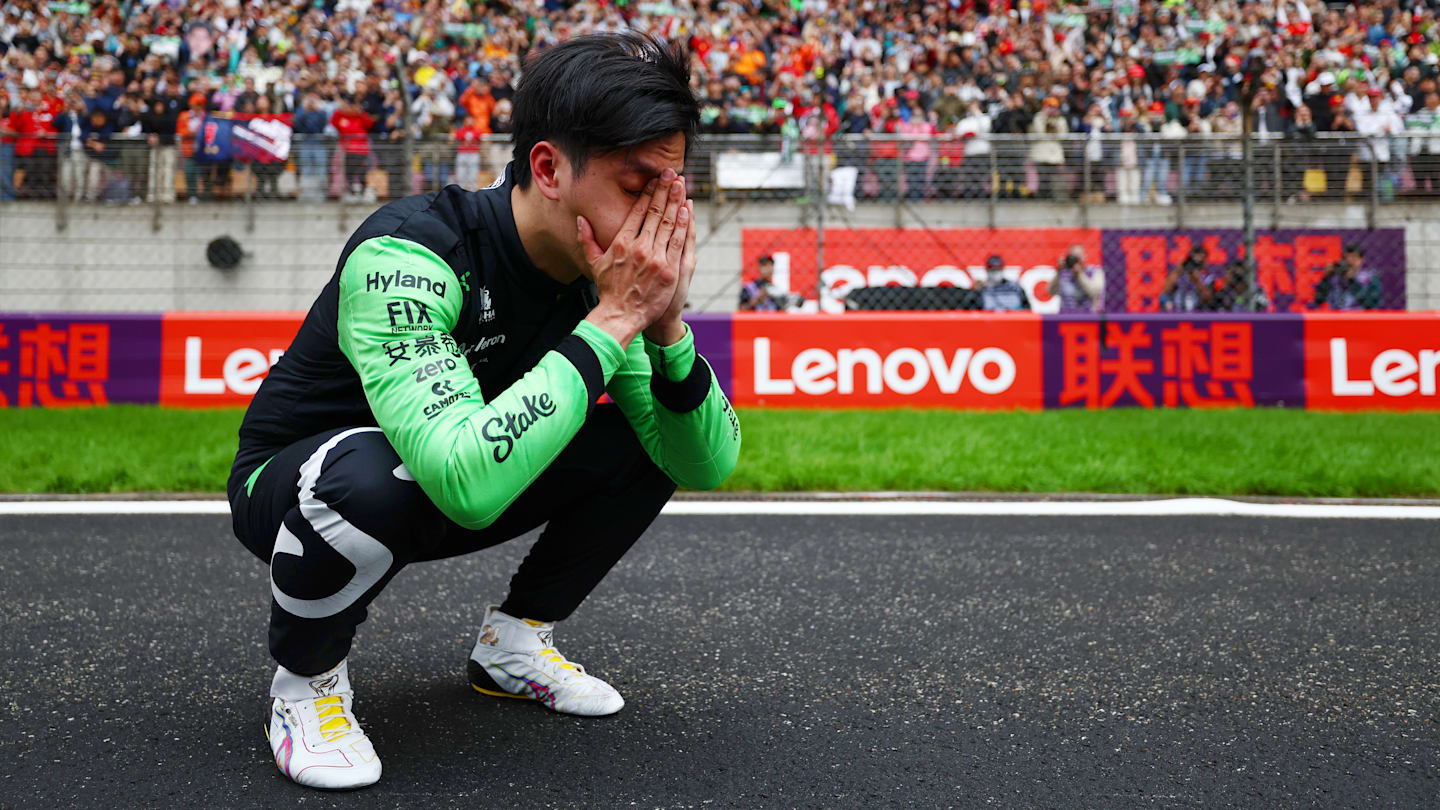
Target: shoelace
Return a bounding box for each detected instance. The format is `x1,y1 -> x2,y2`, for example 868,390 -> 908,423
312,695 -> 354,743
536,648 -> 584,676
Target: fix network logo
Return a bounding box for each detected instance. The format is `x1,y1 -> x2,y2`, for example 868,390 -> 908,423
481,393 -> 557,462
386,300 -> 433,333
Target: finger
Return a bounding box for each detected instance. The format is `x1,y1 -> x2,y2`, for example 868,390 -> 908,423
576,215 -> 603,266
679,201 -> 696,281
665,193 -> 689,269
654,176 -> 685,259
618,176 -> 658,240
638,169 -> 676,247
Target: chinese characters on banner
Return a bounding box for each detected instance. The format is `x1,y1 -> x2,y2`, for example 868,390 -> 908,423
1101,229 -> 1406,312
0,316 -> 162,407
1041,316 -> 1306,409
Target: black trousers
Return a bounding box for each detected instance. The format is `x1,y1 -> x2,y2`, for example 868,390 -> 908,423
227,404 -> 676,676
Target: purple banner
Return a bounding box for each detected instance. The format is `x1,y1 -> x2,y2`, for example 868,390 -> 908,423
686,313 -> 734,400
1100,229 -> 1405,313
0,314 -> 163,407
1042,314 -> 1306,409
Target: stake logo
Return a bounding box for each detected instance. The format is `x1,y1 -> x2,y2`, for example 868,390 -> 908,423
481,393 -> 558,462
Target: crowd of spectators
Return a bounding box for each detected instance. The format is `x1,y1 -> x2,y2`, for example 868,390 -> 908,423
4,0 -> 1440,204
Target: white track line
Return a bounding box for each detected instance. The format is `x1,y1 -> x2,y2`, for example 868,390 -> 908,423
0,498 -> 1436,519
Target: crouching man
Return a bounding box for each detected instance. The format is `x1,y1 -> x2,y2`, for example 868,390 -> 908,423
226,32 -> 740,790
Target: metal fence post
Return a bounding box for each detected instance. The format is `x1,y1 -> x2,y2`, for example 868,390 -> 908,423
988,146 -> 998,230
54,144 -> 68,232
1272,140 -> 1282,228
1368,149 -> 1379,230
709,148 -> 719,232
152,184 -> 163,234
894,139 -> 903,228
1176,140 -> 1186,229
396,61 -> 415,199
1080,135 -> 1091,229
1242,132 -> 1258,309
815,135 -> 826,311
245,163 -> 255,234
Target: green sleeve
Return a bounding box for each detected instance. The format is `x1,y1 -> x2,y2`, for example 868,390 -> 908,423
337,236 -> 625,529
605,323 -> 741,490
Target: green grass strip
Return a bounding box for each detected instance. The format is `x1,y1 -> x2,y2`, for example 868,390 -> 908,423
1,405 -> 1435,498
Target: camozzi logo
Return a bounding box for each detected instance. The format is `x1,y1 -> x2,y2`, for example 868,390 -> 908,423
752,338 -> 1017,396
1329,338 -> 1440,397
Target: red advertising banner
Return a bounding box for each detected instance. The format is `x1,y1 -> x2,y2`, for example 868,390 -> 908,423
159,312 -> 304,407
740,228 -> 1102,314
1304,313 -> 1440,411
731,313 -> 1043,408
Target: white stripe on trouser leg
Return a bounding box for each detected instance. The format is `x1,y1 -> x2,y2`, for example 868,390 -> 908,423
271,427 -> 396,620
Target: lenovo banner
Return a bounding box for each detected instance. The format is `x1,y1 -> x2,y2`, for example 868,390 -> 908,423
159,312 -> 304,406
741,226 -> 1407,314
740,227 -> 1102,314
1305,313 -> 1440,411
731,313 -> 1043,408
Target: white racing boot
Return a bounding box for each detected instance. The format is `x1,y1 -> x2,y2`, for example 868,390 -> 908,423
467,605 -> 624,716
266,660 -> 381,790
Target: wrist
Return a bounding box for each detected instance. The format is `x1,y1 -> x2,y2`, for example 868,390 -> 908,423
642,318 -> 686,347
584,304 -> 642,348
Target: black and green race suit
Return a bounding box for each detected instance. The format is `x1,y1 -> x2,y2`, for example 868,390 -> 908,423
229,164 -> 740,530
226,165 -> 740,675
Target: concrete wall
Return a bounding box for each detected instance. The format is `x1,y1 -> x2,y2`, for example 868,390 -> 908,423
3,198 -> 1436,312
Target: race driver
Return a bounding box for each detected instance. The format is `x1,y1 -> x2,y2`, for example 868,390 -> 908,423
225,32 -> 741,790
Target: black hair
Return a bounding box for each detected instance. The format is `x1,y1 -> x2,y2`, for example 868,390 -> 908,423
758,254 -> 774,265
510,31 -> 699,190
1344,242 -> 1364,256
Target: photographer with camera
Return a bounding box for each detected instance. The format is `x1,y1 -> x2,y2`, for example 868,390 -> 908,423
1311,243 -> 1383,311
1055,245 -> 1105,313
1159,245 -> 1216,312
1209,261 -> 1271,312
739,254 -> 787,311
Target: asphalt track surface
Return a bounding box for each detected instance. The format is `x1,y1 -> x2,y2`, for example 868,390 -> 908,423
1,513 -> 1436,809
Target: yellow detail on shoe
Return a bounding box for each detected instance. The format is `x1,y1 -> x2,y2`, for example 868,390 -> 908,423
537,647 -> 580,671
471,683 -> 528,699
522,619 -> 546,628
314,696 -> 353,742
